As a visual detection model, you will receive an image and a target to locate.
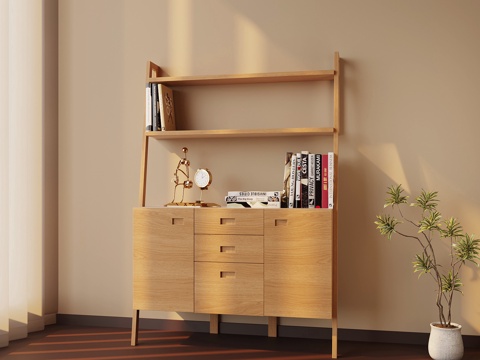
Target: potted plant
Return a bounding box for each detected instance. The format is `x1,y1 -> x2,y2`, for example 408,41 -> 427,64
375,185 -> 480,360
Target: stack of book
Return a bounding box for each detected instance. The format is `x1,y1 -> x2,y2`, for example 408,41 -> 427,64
145,83 -> 176,131
225,191 -> 281,208
282,151 -> 334,209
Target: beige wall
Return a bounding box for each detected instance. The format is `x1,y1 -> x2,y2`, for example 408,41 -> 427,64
58,0 -> 480,335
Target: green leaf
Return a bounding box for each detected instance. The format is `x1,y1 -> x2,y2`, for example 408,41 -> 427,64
384,184 -> 408,208
375,214 -> 400,240
412,190 -> 439,212
413,253 -> 434,278
453,233 -> 480,265
418,210 -> 442,233
441,217 -> 463,239
441,271 -> 463,293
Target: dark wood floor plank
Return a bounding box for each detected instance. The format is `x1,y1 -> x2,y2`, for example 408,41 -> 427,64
0,325 -> 479,360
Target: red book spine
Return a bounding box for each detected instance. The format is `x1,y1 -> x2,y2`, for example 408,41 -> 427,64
321,154 -> 328,208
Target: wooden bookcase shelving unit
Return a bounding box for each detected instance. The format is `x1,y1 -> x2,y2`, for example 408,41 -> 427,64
131,53 -> 341,358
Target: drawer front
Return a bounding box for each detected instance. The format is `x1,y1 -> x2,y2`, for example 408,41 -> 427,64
264,209 -> 333,318
195,208 -> 263,235
195,235 -> 263,263
195,262 -> 263,316
133,207 -> 194,312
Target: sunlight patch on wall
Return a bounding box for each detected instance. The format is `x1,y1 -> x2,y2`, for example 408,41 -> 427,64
234,15 -> 266,73
358,143 -> 410,192
417,156 -> 480,228
168,0 -> 192,74
461,273 -> 480,333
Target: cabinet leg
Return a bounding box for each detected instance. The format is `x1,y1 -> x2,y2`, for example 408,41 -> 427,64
210,314 -> 219,334
268,317 -> 278,337
131,309 -> 139,346
332,317 -> 338,358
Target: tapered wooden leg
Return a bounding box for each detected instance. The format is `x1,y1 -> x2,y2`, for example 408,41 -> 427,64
131,309 -> 139,346
332,317 -> 338,358
210,314 -> 219,334
268,317 -> 278,337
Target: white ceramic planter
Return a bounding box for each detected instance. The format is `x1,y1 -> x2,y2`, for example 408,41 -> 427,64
428,322 -> 463,360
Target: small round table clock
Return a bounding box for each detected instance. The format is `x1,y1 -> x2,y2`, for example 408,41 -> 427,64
194,168 -> 212,190
194,168 -> 219,207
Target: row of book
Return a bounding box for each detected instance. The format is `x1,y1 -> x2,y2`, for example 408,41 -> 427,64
282,151 -> 334,209
225,191 -> 281,208
145,83 -> 176,131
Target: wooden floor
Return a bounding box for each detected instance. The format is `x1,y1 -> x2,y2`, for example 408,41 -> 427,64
0,325 -> 479,359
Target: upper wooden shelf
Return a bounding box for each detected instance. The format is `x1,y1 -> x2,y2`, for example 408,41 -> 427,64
146,127 -> 335,139
147,64 -> 335,86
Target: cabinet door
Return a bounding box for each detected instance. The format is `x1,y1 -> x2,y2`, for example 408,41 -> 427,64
133,208 -> 194,312
264,209 -> 333,319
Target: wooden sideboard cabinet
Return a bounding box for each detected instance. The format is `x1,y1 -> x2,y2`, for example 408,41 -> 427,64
132,207 -> 334,340
132,53 -> 340,358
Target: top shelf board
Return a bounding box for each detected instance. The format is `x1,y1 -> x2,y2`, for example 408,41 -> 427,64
148,70 -> 335,86
145,127 -> 336,139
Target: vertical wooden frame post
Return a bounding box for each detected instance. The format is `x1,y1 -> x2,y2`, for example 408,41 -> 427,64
331,51 -> 340,359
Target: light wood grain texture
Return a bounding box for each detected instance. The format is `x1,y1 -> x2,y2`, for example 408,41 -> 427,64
130,309 -> 139,346
331,51 -> 340,359
210,314 -> 219,334
268,317 -> 278,338
149,70 -> 334,86
146,127 -> 335,140
195,234 -> 263,264
135,54 -> 341,358
195,208 -> 263,235
195,262 -> 264,316
264,209 -> 333,319
133,208 -> 194,312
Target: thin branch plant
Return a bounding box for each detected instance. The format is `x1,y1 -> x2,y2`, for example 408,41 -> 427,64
375,185 -> 480,328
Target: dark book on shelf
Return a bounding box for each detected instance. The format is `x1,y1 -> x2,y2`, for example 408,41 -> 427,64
151,83 -> 161,131
314,153 -> 322,208
159,84 -> 176,131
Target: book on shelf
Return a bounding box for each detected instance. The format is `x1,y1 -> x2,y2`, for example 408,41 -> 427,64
226,201 -> 281,208
314,154 -> 322,208
159,84 -> 176,131
281,152 -> 293,208
225,195 -> 280,202
328,152 -> 334,209
295,153 -> 301,208
227,191 -> 280,197
288,155 -> 296,208
145,83 -> 152,131
225,191 -> 281,208
300,151 -> 309,208
151,83 -> 161,131
308,153 -> 315,208
285,150 -> 333,209
321,154 -> 328,208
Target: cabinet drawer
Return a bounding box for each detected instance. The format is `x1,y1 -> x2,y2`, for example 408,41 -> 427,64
195,235 -> 263,263
195,262 -> 263,316
195,208 -> 263,235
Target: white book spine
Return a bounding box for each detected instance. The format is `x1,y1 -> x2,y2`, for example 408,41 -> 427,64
145,83 -> 152,131
288,155 -> 297,208
227,191 -> 280,197
308,153 -> 315,208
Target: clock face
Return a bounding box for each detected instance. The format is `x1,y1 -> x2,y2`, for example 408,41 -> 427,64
194,168 -> 212,189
